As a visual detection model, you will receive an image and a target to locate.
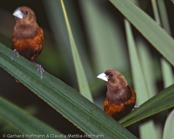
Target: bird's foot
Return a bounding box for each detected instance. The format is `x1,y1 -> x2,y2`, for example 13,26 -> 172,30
11,49 -> 19,60
32,62 -> 44,79
134,105 -> 139,108
131,105 -> 139,111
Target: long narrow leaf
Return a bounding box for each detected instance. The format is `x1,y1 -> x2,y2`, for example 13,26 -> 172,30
157,0 -> 174,87
0,44 -> 137,139
119,84 -> 174,127
0,96 -> 62,136
109,0 -> 174,66
43,0 -> 94,85
60,0 -> 93,102
79,0 -> 128,72
124,19 -> 157,139
163,109 -> 174,139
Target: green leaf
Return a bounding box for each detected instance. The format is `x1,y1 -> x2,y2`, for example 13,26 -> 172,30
109,0 -> 174,66
78,0 -> 128,72
119,84 -> 174,127
0,96 -> 62,136
163,109 -> 174,139
157,0 -> 174,87
60,0 -> 93,102
124,19 -> 157,139
43,0 -> 94,85
0,43 -> 137,139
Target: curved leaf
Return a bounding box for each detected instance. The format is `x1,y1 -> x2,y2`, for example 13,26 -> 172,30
0,96 -> 62,136
163,109 -> 174,139
60,0 -> 93,102
125,19 -> 157,139
109,0 -> 174,66
0,44 -> 137,139
119,84 -> 174,127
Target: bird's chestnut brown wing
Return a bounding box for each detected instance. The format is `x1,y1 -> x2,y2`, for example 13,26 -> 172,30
29,26 -> 44,61
125,86 -> 136,107
104,86 -> 136,120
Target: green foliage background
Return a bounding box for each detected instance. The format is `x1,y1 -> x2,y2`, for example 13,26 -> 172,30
0,0 -> 174,139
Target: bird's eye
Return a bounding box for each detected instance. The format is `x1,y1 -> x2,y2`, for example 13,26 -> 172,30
108,74 -> 113,78
23,11 -> 28,15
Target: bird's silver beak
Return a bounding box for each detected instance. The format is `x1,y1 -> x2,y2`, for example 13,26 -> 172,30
13,9 -> 23,19
97,72 -> 108,82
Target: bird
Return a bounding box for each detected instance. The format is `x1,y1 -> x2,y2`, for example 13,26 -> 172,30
12,6 -> 44,79
97,70 -> 136,121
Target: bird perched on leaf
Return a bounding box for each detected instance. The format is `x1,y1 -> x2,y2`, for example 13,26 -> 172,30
97,70 -> 136,121
12,6 -> 44,79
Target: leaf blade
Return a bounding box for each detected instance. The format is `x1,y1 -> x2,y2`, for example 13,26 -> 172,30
0,43 -> 137,139
124,19 -> 157,139
0,96 -> 62,136
109,0 -> 174,66
60,0 -> 93,102
119,84 -> 174,127
163,109 -> 174,139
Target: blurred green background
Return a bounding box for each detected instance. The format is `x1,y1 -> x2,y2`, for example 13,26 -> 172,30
0,0 -> 174,138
